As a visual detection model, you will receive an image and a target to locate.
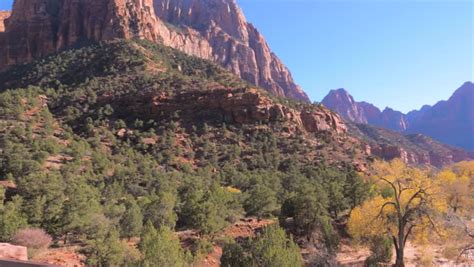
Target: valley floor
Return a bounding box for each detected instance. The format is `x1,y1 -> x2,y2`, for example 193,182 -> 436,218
23,218 -> 473,267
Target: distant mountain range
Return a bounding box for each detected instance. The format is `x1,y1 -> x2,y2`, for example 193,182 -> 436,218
322,82 -> 474,151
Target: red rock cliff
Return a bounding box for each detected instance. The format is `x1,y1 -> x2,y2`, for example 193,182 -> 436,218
0,0 -> 309,103
154,0 -> 309,102
0,0 -> 169,67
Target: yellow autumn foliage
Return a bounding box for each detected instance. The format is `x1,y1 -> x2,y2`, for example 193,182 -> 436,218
348,159 -> 452,243
348,160 -> 474,265
436,162 -> 473,214
347,195 -> 391,240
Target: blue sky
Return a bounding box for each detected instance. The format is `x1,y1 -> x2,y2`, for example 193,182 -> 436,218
1,0 -> 472,112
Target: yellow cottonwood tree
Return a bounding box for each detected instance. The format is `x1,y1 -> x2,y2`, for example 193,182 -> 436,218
436,169 -> 470,214
348,160 -> 447,267
440,161 -> 474,259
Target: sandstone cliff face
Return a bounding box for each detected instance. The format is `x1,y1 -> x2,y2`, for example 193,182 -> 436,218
0,0 -> 309,102
154,0 -> 309,102
380,108 -> 408,131
123,87 -> 344,134
369,142 -> 472,168
0,0 -> 170,67
0,11 -> 10,32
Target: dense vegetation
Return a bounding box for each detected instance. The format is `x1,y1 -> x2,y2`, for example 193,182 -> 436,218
0,40 -> 471,266
348,160 -> 474,266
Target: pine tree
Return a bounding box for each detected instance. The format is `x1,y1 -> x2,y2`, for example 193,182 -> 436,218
0,196 -> 28,241
86,227 -> 126,267
139,221 -> 186,267
251,225 -> 303,267
120,199 -> 143,239
144,191 -> 177,229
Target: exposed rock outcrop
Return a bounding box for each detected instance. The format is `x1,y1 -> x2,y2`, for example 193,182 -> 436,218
123,87 -> 344,134
0,0 -> 169,67
0,11 -> 10,32
0,0 -> 309,102
154,0 -> 309,102
380,107 -> 408,131
0,243 -> 28,261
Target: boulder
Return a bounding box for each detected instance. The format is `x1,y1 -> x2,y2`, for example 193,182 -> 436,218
0,243 -> 28,261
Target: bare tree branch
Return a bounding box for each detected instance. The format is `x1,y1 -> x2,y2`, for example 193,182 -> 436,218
403,224 -> 415,247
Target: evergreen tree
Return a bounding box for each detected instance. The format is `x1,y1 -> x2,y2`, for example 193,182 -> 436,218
220,242 -> 251,267
62,178 -> 102,241
243,184 -> 278,218
144,191 -> 177,229
85,227 -> 126,267
251,225 -> 303,267
139,221 -> 186,267
280,183 -> 329,236
0,196 -> 28,241
16,172 -> 66,236
119,199 -> 143,239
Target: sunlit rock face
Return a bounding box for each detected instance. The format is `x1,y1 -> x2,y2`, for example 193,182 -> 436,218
0,11 -> 10,32
153,0 -> 309,102
0,0 -> 309,102
0,0 -> 170,67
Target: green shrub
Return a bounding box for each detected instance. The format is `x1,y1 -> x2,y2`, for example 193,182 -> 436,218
365,235 -> 393,266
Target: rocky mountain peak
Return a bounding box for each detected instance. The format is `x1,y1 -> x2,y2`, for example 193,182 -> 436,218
322,89 -> 368,124
326,89 -> 354,102
381,107 -> 408,131
322,89 -> 408,131
155,0 -> 249,41
406,81 -> 473,150
154,0 -> 309,102
324,82 -> 474,151
450,81 -> 473,100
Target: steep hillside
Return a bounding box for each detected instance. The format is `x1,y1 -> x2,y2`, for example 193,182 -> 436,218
0,40 -> 361,170
0,0 -> 308,101
0,39 -> 371,265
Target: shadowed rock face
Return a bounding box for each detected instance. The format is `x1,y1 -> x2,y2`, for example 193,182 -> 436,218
320,89 -> 368,124
0,0 -> 309,102
323,82 -> 474,151
322,89 -> 409,131
406,82 -> 474,150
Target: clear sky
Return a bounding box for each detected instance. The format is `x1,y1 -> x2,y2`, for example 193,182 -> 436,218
1,0 -> 472,112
